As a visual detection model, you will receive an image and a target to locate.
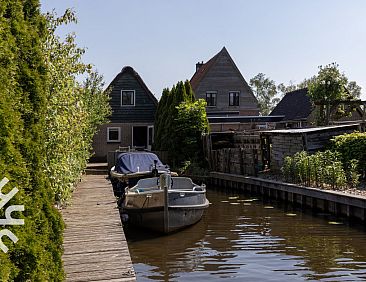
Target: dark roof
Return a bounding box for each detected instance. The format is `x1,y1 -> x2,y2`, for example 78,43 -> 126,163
106,66 -> 158,106
190,49 -> 221,90
190,47 -> 253,94
270,88 -> 313,121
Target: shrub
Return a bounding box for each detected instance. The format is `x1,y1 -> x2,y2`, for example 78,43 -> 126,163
330,131 -> 366,179
282,150 -> 347,189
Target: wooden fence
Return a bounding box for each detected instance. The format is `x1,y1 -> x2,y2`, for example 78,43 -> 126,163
211,148 -> 259,176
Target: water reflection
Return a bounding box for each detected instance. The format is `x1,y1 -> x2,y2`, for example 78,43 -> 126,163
125,187 -> 366,281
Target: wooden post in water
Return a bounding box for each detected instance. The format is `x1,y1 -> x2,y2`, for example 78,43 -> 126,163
161,173 -> 171,233
164,184 -> 169,233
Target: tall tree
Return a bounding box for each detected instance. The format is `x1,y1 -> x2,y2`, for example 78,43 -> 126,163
154,88 -> 170,150
184,79 -> 195,102
173,99 -> 209,166
308,63 -> 360,125
250,73 -> 279,115
154,81 -> 208,168
44,9 -> 110,203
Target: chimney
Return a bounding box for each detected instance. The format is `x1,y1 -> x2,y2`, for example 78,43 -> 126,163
196,61 -> 204,72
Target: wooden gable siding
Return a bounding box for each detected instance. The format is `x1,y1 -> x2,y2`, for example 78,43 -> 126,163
109,71 -> 157,123
193,49 -> 259,115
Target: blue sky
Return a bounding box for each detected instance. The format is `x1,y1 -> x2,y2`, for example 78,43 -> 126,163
40,1 -> 366,100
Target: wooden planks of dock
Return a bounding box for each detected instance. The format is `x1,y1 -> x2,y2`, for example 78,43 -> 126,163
62,174 -> 136,282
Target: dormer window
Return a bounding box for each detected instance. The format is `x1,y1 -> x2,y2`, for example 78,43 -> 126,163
229,91 -> 240,106
121,90 -> 135,106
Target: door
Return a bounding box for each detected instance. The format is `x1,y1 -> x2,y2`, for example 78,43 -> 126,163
132,126 -> 148,149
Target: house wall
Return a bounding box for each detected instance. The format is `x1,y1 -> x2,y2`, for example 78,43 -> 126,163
194,51 -> 259,115
92,122 -> 154,161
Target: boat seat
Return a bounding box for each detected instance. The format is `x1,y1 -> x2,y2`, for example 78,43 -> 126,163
137,178 -> 159,189
171,177 -> 194,190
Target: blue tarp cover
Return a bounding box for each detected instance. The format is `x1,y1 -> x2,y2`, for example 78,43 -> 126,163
115,152 -> 168,174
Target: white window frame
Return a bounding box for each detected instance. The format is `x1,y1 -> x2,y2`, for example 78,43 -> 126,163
206,91 -> 217,107
107,127 -> 121,142
229,91 -> 240,106
121,90 -> 135,106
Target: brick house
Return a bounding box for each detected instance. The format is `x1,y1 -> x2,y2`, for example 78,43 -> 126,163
92,66 -> 157,161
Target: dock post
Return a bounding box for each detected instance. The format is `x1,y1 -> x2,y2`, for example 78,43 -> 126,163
161,173 -> 171,233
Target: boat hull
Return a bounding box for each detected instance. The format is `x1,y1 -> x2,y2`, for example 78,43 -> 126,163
125,200 -> 209,233
122,178 -> 209,233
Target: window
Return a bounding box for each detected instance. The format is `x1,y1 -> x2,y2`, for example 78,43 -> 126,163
229,91 -> 240,106
206,91 -> 217,107
107,127 -> 121,142
121,90 -> 135,106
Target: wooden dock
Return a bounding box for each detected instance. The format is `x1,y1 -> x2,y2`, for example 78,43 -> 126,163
209,172 -> 366,221
62,174 -> 136,282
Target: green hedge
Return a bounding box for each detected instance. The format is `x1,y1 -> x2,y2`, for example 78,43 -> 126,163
0,2 -> 110,280
330,131 -> 366,178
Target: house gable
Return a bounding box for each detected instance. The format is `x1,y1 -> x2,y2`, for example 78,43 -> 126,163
107,66 -> 158,123
190,47 -> 259,115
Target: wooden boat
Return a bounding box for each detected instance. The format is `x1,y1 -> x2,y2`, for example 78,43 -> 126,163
110,151 -> 176,197
122,174 -> 209,233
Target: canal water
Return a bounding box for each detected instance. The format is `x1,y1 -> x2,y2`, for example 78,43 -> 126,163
124,187 -> 366,281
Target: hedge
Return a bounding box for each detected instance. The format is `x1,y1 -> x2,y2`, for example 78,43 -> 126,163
0,1 -> 110,280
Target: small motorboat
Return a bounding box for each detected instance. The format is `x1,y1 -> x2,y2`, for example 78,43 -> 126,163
122,174 -> 209,233
110,151 -> 176,197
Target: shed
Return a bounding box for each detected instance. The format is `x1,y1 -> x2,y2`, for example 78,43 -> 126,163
260,123 -> 361,170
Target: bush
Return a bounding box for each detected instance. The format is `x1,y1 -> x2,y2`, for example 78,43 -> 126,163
282,150 -> 347,189
330,131 -> 366,179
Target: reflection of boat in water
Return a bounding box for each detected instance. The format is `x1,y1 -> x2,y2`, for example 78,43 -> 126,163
110,151 -> 175,197
122,174 -> 209,233
125,214 -> 209,282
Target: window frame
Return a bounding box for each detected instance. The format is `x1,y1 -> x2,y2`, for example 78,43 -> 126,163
206,91 -> 217,107
229,91 -> 240,106
107,127 -> 121,143
121,90 -> 135,106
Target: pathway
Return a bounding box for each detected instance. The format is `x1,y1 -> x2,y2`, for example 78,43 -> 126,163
62,173 -> 135,281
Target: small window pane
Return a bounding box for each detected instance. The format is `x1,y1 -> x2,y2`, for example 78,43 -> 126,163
107,128 -> 120,142
206,92 -> 217,107
121,90 -> 135,106
229,91 -> 239,106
